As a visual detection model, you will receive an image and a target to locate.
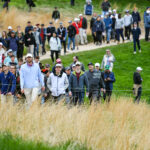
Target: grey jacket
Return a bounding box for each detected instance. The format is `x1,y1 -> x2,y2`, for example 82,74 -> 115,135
115,18 -> 124,29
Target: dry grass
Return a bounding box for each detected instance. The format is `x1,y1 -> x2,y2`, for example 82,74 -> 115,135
0,97 -> 150,150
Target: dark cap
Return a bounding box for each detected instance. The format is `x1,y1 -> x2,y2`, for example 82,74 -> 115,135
65,67 -> 71,70
41,24 -> 44,26
49,21 -> 53,24
88,62 -> 94,66
27,21 -> 31,23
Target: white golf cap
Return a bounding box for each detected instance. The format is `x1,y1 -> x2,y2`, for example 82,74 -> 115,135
0,42 -> 3,46
72,64 -> 76,67
136,67 -> 142,71
147,10 -> 150,14
95,63 -> 100,67
109,10 -> 112,13
56,63 -> 62,67
79,14 -> 83,17
8,26 -> 12,30
26,53 -> 33,58
7,49 -> 13,53
74,18 -> 79,22
75,61 -> 81,66
113,9 -> 116,12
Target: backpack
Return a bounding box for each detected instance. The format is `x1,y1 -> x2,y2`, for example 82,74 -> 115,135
85,4 -> 92,15
146,15 -> 150,24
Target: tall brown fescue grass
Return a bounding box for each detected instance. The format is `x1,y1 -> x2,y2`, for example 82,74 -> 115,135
0,97 -> 150,150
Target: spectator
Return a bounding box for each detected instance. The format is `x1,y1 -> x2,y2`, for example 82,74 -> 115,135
0,42 -> 6,66
70,0 -> 75,6
115,13 -> 124,44
20,53 -> 45,108
84,2 -> 93,16
70,56 -> 85,72
0,63 -> 16,105
132,7 -> 141,27
26,0 -> 36,12
101,49 -> 115,72
85,62 -> 105,104
72,18 -> 80,50
7,31 -> 18,57
49,32 -> 61,64
111,9 -> 118,19
36,24 -> 40,32
69,61 -> 89,105
132,22 -> 141,54
0,31 -> 8,50
111,14 -> 117,41
33,26 -> 40,57
47,63 -> 69,102
52,7 -> 60,23
16,26 -> 24,37
40,24 -> 47,55
144,9 -> 150,41
34,56 -> 40,64
95,63 -> 100,71
7,26 -> 13,37
104,13 -> 112,44
52,58 -> 65,73
24,29 -> 36,55
17,31 -> 24,59
133,67 -> 143,104
47,22 -> 56,43
101,0 -> 111,16
104,65 -> 115,102
57,22 -> 67,55
94,15 -> 104,45
124,10 -> 133,40
9,55 -> 18,66
90,13 -> 97,44
78,14 -> 88,45
4,49 -> 18,65
2,0 -> 10,11
67,21 -> 76,51
25,21 -> 33,34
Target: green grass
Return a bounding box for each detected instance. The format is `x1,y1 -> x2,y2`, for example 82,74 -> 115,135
0,133 -> 89,150
42,40 -> 150,102
0,0 -> 149,14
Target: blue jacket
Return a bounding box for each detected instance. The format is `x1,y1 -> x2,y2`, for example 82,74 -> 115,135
144,12 -> 150,27
25,25 -> 33,34
8,37 -> 18,51
104,72 -> 115,91
69,71 -> 89,93
0,37 -> 8,49
132,28 -> 141,40
104,17 -> 112,30
0,71 -> 16,95
94,20 -> 104,32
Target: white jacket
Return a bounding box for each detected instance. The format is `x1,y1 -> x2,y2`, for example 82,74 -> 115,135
47,72 -> 69,97
49,37 -> 61,51
101,54 -> 115,72
124,15 -> 133,27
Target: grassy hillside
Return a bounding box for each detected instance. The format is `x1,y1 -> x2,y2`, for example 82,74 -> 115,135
42,40 -> 150,102
0,0 -> 149,14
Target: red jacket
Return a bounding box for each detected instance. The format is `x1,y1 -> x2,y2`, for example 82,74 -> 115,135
72,22 -> 79,34
78,18 -> 83,28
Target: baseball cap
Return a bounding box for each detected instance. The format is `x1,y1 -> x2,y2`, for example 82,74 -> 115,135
74,18 -> 79,22
0,42 -> 3,46
95,63 -> 100,67
11,30 -> 15,34
26,53 -> 33,58
65,67 -> 71,70
56,63 -> 62,67
68,20 -> 72,23
113,9 -> 116,12
136,67 -> 142,71
125,10 -> 129,13
45,64 -> 50,68
59,22 -> 63,25
79,14 -> 83,17
105,65 -> 110,70
76,61 -> 81,66
49,21 -> 53,24
8,26 -> 12,30
72,64 -> 76,67
88,62 -> 94,66
56,58 -> 62,63
7,49 -> 13,53
3,62 -> 9,67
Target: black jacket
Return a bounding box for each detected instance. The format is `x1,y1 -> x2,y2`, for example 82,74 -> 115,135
47,26 -> 56,40
18,36 -> 24,50
52,10 -> 60,19
90,17 -> 96,31
132,28 -> 141,39
82,17 -> 88,29
67,25 -> 76,38
85,69 -> 105,91
132,11 -> 141,23
133,72 -> 142,84
101,1 -> 111,11
57,27 -> 67,41
24,33 -> 36,47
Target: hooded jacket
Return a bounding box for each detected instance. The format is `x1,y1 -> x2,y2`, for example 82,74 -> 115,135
47,71 -> 69,97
